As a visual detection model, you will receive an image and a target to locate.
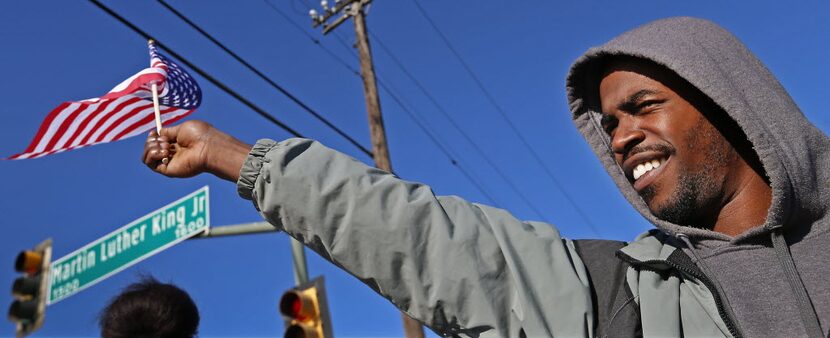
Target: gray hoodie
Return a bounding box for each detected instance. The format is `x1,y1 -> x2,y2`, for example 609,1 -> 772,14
567,17 -> 830,337
236,16 -> 829,338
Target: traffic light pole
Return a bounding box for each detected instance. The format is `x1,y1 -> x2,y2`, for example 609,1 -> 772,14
310,1 -> 425,337
290,239 -> 309,285
189,222 -> 310,285
191,221 -> 277,238
193,222 -> 319,336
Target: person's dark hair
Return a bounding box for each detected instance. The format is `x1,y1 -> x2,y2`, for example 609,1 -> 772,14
99,276 -> 199,338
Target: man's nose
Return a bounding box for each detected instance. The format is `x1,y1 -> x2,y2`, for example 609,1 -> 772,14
611,120 -> 645,157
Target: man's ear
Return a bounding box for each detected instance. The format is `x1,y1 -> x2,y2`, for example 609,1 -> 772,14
691,95 -> 768,185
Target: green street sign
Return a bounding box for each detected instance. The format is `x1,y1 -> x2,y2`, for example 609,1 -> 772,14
47,186 -> 210,305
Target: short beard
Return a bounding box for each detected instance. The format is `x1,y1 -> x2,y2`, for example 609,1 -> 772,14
639,113 -> 736,228
641,170 -> 706,226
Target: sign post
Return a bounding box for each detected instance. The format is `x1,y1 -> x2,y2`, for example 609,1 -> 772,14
47,186 -> 209,304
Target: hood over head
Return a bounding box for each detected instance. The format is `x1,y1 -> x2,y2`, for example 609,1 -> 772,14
566,17 -> 830,242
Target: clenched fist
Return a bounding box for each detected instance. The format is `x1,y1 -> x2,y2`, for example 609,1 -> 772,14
143,120 -> 252,182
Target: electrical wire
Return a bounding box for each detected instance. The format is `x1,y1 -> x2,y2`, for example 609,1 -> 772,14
375,76 -> 502,207
158,0 -> 373,158
263,0 -> 501,206
410,0 -> 602,235
275,0 -> 551,218
262,0 -> 361,77
369,34 -> 549,222
332,31 -> 359,58
90,0 -> 501,208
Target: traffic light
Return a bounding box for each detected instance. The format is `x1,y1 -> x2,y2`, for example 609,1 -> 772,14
279,276 -> 332,338
8,239 -> 52,337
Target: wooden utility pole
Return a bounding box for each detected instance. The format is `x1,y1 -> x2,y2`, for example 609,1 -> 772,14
351,1 -> 392,171
310,1 -> 424,337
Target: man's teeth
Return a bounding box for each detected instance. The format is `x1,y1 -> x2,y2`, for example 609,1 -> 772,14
633,159 -> 664,181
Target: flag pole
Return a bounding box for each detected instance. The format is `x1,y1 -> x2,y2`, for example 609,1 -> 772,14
151,83 -> 168,164
148,39 -> 168,164
148,39 -> 163,134
151,83 -> 162,133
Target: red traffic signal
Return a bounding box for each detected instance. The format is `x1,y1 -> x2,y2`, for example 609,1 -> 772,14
280,290 -> 318,322
279,277 -> 332,338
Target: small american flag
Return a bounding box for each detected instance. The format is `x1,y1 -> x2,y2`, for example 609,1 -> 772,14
7,41 -> 201,160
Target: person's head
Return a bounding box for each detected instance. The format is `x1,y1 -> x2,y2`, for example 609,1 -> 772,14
596,55 -> 767,228
567,17 -> 830,236
99,276 -> 199,338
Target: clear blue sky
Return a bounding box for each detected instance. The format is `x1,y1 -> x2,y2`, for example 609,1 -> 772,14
1,1 -> 828,337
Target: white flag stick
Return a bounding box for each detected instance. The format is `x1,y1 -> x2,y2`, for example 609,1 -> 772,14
151,83 -> 163,133
151,83 -> 168,164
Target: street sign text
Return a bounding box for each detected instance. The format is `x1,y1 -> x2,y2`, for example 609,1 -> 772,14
47,186 -> 209,304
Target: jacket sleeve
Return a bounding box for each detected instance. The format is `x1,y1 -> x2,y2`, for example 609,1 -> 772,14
237,138 -> 595,337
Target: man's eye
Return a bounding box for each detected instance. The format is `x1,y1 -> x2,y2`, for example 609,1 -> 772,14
600,114 -> 616,136
603,122 -> 617,136
638,100 -> 662,110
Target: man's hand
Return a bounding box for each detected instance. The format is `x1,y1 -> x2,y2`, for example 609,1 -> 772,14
143,120 -> 252,182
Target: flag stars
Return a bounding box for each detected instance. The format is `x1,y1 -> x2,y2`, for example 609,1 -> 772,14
153,51 -> 200,110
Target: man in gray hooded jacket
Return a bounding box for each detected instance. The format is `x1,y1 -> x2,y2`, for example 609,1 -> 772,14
142,17 -> 829,337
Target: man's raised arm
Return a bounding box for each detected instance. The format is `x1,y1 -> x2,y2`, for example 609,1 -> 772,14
142,120 -> 596,337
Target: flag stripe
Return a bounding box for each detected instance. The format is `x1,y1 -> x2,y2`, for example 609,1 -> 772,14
160,110 -> 190,127
102,105 -> 168,142
50,102 -> 103,152
108,106 -> 175,142
92,100 -> 153,142
100,104 -> 163,143
21,102 -> 72,154
69,96 -> 138,148
77,97 -> 143,146
32,103 -> 82,154
21,102 -> 76,154
61,97 -> 127,150
114,108 -> 191,141
44,102 -> 98,152
24,143 -> 95,160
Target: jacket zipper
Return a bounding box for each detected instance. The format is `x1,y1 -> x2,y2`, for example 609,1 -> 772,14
616,253 -> 741,338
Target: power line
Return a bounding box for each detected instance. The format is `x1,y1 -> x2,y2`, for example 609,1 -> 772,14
369,34 -> 549,222
410,0 -> 602,235
289,0 -> 552,221
263,0 -> 501,206
332,31 -> 359,58
89,0 -> 502,207
158,0 -> 373,159
262,0 -> 361,77
88,0 -> 306,140
374,73 -> 502,207
290,0 -> 309,16
272,0 -> 552,218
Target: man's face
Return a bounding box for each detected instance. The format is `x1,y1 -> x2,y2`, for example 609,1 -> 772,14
598,59 -> 741,226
